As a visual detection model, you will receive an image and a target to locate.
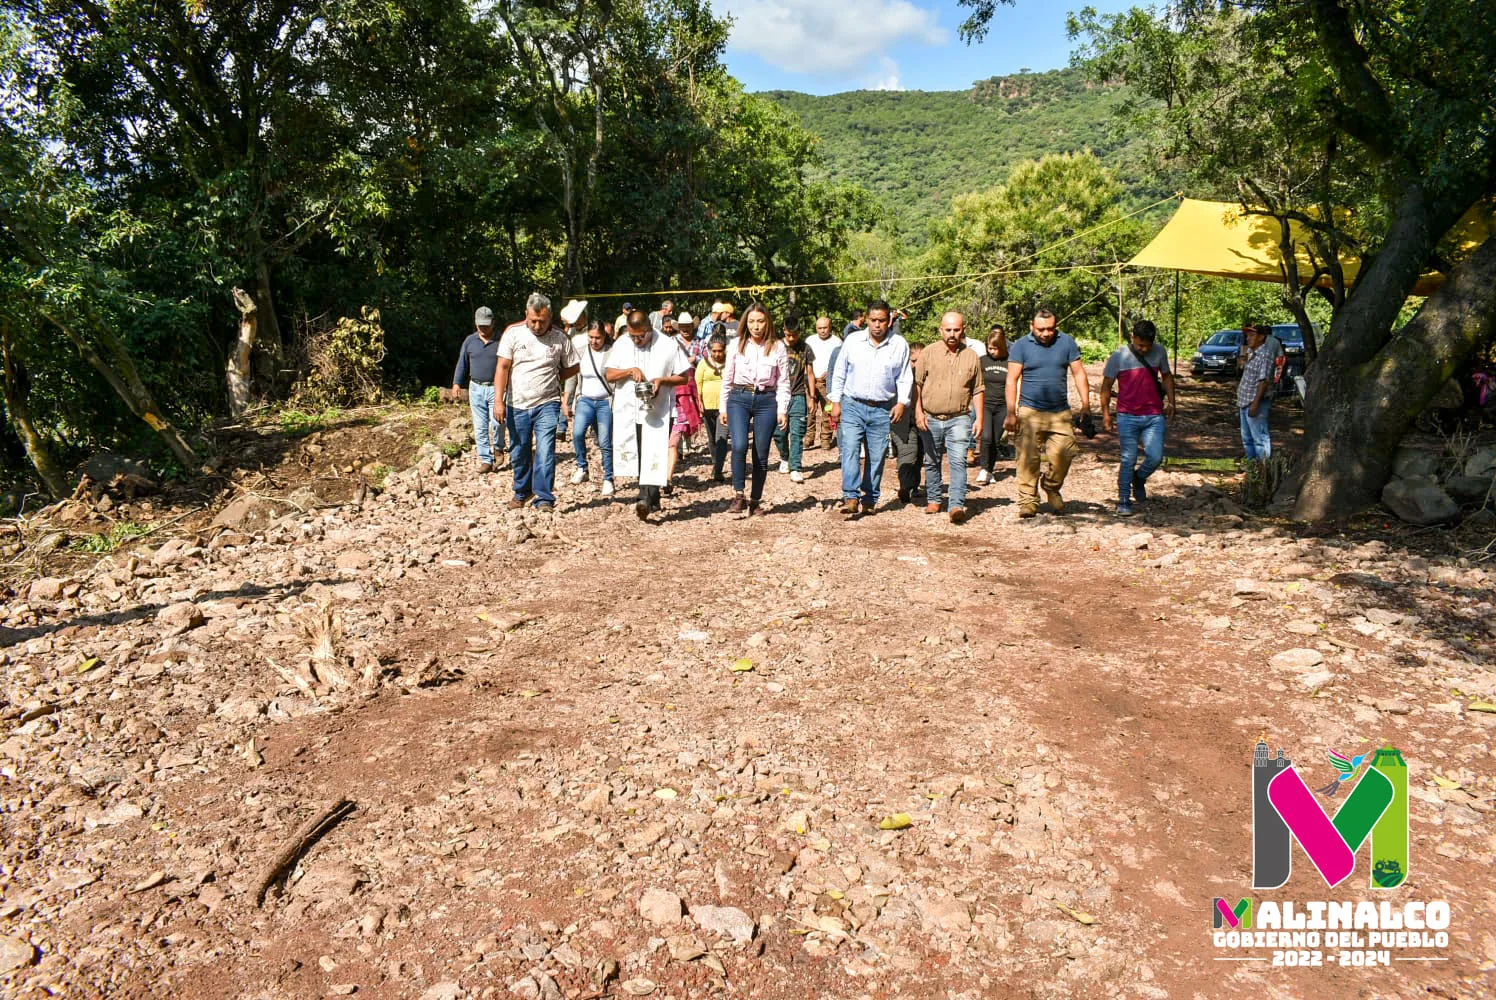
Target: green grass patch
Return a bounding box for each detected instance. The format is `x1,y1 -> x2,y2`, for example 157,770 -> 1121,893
71,521 -> 152,554
442,442 -> 464,459
1162,456 -> 1240,473
277,406 -> 343,435
365,463 -> 393,488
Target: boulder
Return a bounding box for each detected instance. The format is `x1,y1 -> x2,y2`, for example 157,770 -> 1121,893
1381,478 -> 1459,526
1446,475 -> 1493,502
918,894 -> 973,934
156,601 -> 205,636
690,904 -> 755,942
1464,445 -> 1496,481
0,934 -> 37,973
637,888 -> 684,925
1269,648 -> 1323,672
1390,446 -> 1441,480
211,495 -> 284,532
81,453 -> 157,496
28,577 -> 67,602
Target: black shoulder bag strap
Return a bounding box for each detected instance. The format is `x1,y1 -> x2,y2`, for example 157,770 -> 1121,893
1128,344 -> 1166,407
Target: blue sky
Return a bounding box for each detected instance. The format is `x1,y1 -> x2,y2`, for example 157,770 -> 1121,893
717,0 -> 1139,94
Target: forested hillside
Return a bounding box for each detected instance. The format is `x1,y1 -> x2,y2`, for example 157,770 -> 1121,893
769,68 -> 1169,239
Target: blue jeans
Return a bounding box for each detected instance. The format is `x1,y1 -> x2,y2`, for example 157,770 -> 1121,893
839,397 -> 893,504
773,394 -> 809,471
1117,413 -> 1166,501
920,412 -> 973,509
468,383 -> 503,463
507,399 -> 560,504
1239,401 -> 1272,461
573,395 -> 613,481
728,391 -> 777,501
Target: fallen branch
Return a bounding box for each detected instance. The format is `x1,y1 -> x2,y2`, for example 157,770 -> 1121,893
254,797 -> 356,907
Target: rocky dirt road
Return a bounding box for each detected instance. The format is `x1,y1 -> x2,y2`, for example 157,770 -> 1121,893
2,386 -> 1493,1000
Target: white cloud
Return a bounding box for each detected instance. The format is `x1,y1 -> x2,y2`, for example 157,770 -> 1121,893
869,56 -> 903,91
719,0 -> 945,89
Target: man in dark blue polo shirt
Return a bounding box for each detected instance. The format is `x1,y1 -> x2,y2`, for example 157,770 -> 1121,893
1004,308 -> 1091,517
452,306 -> 505,472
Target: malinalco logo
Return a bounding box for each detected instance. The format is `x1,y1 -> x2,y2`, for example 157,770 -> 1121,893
1250,739 -> 1408,891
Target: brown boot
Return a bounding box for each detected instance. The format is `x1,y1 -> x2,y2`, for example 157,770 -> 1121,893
949,507 -> 968,525
840,498 -> 860,517
924,503 -> 941,514
506,497 -> 528,510
477,462 -> 494,474
728,494 -> 747,514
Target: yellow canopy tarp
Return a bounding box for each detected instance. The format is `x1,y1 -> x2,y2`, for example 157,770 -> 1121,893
1129,198 -> 1491,297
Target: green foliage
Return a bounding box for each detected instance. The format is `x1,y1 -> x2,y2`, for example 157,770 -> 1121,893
915,152 -> 1161,339
768,68 -> 1170,241
365,464 -> 394,488
293,308 -> 387,411
277,408 -> 343,436
70,521 -> 150,554
0,0 -> 866,493
441,442 -> 464,459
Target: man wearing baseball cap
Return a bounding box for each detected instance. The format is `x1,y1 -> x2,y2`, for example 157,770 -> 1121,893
451,305 -> 505,472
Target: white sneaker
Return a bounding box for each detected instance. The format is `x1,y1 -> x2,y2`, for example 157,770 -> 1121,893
600,480 -> 615,497
778,461 -> 790,473
570,468 -> 588,485
790,470 -> 804,483
976,469 -> 990,486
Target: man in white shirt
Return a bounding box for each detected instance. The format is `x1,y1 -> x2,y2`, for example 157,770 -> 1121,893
828,299 -> 912,517
493,293 -> 580,511
606,311 -> 691,521
804,316 -> 842,451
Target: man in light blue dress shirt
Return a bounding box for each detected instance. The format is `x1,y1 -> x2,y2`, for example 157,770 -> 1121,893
828,299 -> 912,516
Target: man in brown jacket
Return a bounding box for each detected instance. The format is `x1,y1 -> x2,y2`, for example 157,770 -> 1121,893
913,311 -> 984,523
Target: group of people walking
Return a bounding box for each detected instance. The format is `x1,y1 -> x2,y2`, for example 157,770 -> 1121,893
452,291 -> 1252,522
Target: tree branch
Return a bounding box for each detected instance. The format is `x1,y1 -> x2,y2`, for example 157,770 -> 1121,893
1308,0 -> 1399,162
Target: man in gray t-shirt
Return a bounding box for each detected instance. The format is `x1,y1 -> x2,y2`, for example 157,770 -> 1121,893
1004,308 -> 1091,517
494,293 -> 580,511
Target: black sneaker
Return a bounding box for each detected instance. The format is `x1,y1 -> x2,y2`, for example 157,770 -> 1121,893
634,501 -> 650,520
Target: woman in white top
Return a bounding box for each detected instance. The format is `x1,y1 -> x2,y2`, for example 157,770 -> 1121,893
719,302 -> 790,515
567,322 -> 616,495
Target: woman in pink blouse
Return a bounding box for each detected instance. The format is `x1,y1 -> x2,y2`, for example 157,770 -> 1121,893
720,302 -> 790,515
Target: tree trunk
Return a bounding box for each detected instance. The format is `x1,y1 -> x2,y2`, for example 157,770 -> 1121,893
227,286 -> 258,416
252,259 -> 285,390
47,311 -> 201,471
0,320 -> 68,498
1293,236 -> 1496,521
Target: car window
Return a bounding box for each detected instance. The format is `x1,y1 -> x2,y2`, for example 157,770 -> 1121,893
1274,325 -> 1304,345
1205,331 -> 1239,347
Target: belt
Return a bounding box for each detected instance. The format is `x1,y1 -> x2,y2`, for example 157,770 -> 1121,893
471,380 -> 493,386
851,396 -> 894,407
926,411 -> 965,420
731,385 -> 775,395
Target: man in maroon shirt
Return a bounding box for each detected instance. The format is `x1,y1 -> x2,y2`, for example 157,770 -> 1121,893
1099,320 -> 1176,516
